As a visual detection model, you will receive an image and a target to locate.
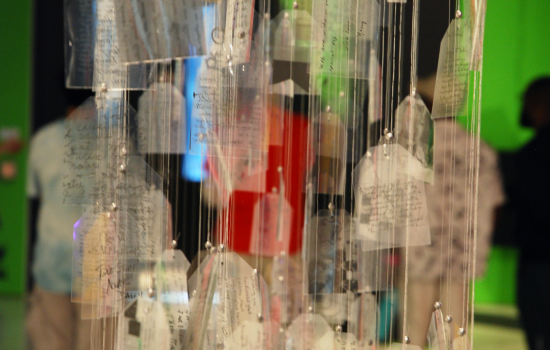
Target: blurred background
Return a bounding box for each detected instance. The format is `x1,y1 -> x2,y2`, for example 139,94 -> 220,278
1,0 -> 549,349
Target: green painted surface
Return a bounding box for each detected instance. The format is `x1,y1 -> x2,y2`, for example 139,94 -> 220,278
0,0 -> 32,295
472,0 -> 550,306
479,0 -> 550,151
474,246 -> 518,305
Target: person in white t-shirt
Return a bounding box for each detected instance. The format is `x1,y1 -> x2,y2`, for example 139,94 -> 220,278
25,89 -> 110,350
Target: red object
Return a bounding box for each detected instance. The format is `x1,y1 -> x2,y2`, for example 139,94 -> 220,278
215,106 -> 310,255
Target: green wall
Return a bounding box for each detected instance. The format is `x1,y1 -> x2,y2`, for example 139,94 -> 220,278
0,0 -> 32,295
480,0 -> 550,151
473,0 -> 550,305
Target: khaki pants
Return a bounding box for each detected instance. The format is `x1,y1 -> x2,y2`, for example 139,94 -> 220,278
26,287 -> 114,350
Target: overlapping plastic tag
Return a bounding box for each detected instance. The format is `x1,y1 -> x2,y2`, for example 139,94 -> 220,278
432,19 -> 471,119
135,64 -> 187,154
249,192 -> 293,256
305,210 -> 354,294
184,253 -> 220,349
113,0 -> 205,64
349,293 -> 377,346
286,313 -> 332,350
63,94 -> 137,206
117,297 -> 171,350
354,144 -> 431,250
310,0 -> 380,78
395,94 -> 435,184
270,9 -> 318,95
155,249 -> 191,347
427,308 -> 452,350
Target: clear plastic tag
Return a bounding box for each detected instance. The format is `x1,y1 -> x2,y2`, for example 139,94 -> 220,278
432,19 -> 471,119
395,94 -> 435,184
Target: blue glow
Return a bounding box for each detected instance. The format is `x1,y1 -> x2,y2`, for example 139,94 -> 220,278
181,5 -> 216,182
182,57 -> 208,182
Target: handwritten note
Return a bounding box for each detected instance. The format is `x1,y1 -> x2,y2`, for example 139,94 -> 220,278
72,204 -> 163,318
155,250 -> 191,349
136,82 -> 187,154
63,95 -> 139,206
223,0 -> 255,65
215,253 -> 267,339
93,0 -> 128,90
114,0 -> 205,63
224,321 -> 267,350
432,19 -> 471,119
311,0 -> 379,78
354,145 -> 431,249
119,298 -> 171,350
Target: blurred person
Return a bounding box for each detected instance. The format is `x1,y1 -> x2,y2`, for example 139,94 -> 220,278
398,101 -> 504,346
511,77 -> 550,350
25,89 -> 99,350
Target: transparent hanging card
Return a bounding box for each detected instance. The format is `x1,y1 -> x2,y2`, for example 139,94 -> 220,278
309,293 -> 348,325
311,112 -> 347,195
64,0 -> 95,88
189,12 -> 268,158
117,299 -> 141,349
271,10 -> 317,63
72,206 -> 153,318
305,210 -> 355,294
118,298 -> 171,350
368,53 -> 383,124
427,309 -> 452,350
349,293 -> 377,346
136,76 -> 187,154
432,19 -> 471,119
154,249 -> 191,348
63,95 -> 137,206
63,97 -> 99,205
212,253 -> 271,346
354,145 -> 431,250
184,253 -> 220,350
92,0 -> 128,90
249,192 -> 293,256
113,0 -> 205,63
222,0 -> 256,66
395,94 -> 435,184
224,320 -> 270,350
452,334 -> 471,350
309,0 -> 380,78
286,313 -> 332,350
123,156 -> 167,259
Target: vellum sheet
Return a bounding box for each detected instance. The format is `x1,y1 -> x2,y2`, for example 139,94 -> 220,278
354,144 -> 431,250
432,19 -> 471,119
395,94 -> 435,184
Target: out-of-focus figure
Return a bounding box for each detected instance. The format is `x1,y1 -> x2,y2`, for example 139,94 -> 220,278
511,77 -> 550,350
399,117 -> 504,346
25,89 -> 95,350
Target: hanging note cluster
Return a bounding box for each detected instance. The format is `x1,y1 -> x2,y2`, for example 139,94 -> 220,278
63,0 -> 489,349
